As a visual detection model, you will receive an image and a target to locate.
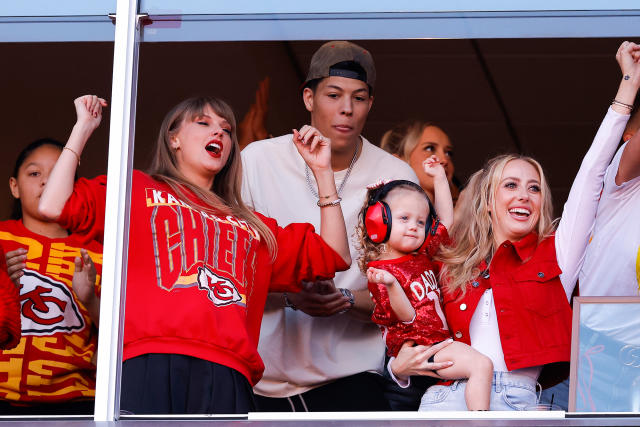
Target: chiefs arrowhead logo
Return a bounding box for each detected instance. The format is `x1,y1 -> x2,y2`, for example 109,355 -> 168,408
196,266 -> 242,307
19,269 -> 85,335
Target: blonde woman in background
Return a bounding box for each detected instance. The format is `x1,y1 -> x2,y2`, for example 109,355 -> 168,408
381,121 -> 459,204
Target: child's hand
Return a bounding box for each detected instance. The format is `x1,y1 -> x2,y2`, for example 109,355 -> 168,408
4,248 -> 27,287
367,267 -> 398,287
72,249 -> 98,308
423,155 -> 447,179
74,95 -> 108,132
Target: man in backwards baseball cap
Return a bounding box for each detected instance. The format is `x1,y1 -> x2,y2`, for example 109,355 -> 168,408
303,40 -> 376,93
242,41 -> 430,411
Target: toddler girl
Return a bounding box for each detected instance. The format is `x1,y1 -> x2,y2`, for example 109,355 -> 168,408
357,156 -> 493,411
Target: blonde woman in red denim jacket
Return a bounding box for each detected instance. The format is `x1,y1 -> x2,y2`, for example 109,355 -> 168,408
388,41 -> 640,410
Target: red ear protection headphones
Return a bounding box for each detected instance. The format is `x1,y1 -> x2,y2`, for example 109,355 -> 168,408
363,180 -> 438,244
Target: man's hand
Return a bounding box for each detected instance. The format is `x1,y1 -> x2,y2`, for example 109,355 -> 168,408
292,125 -> 332,173
286,280 -> 350,316
390,339 -> 455,380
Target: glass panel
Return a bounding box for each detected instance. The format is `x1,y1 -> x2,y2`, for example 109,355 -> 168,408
139,0 -> 638,14
0,1 -> 115,42
127,39 -> 634,418
0,41 -> 113,417
0,1 -> 115,17
0,17 -> 115,42
124,3 -> 640,420
575,302 -> 640,412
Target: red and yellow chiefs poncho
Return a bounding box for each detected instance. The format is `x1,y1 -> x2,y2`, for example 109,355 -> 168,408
0,220 -> 102,403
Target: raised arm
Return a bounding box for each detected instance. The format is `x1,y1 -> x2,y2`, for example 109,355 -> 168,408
292,125 -> 351,265
613,42 -> 640,185
555,41 -> 640,299
423,155 -> 454,228
39,95 -> 107,220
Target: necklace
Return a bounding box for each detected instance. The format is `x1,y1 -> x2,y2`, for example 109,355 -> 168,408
305,141 -> 359,198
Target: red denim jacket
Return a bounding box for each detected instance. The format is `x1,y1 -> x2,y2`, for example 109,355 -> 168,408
442,233 -> 572,371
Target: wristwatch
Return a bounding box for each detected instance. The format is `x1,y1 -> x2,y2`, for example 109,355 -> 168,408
283,292 -> 297,310
339,288 -> 355,312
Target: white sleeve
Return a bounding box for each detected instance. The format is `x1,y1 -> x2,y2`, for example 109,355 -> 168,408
555,107 -> 630,300
387,357 -> 411,388
240,151 -> 255,209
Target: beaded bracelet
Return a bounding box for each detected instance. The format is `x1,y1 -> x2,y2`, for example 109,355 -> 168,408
317,197 -> 342,208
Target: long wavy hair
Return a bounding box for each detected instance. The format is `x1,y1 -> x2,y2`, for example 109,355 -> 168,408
438,154 -> 555,294
148,96 -> 276,258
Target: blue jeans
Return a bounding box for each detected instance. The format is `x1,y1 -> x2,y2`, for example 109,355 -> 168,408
419,371 -> 539,411
539,378 -> 569,411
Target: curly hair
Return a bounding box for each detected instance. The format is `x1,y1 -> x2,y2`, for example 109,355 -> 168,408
355,182 -> 430,273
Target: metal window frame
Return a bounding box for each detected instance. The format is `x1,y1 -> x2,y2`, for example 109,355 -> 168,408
93,0 -> 140,421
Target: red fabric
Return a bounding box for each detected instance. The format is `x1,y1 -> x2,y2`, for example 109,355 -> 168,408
367,223 -> 451,357
58,171 -> 348,386
442,233 -> 572,371
59,175 -> 107,245
0,246 -> 20,350
0,220 -> 102,403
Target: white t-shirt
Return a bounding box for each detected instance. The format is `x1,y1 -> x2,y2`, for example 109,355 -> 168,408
580,141 -> 640,297
241,134 -> 418,397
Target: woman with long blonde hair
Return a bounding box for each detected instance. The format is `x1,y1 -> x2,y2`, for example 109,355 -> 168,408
389,41 -> 640,410
37,94 -> 352,414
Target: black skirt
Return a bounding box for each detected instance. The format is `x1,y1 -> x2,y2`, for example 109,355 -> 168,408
120,353 -> 255,414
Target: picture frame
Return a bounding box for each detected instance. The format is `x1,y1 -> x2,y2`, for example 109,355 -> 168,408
569,296 -> 640,412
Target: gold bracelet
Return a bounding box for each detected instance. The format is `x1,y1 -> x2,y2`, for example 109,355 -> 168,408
64,146 -> 81,166
317,197 -> 342,208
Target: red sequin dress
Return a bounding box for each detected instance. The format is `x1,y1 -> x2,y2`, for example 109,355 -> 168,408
367,224 -> 451,357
